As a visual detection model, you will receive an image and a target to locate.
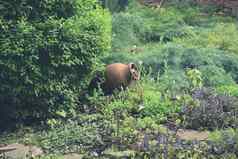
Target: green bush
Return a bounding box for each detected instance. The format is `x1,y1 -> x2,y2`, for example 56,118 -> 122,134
111,12 -> 144,51
214,53 -> 238,83
102,74 -> 181,124
99,0 -> 129,12
208,129 -> 238,154
159,69 -> 190,95
0,0 -> 111,121
39,114 -> 113,154
216,85 -> 238,97
199,65 -> 236,87
140,88 -> 181,122
175,23 -> 238,54
180,48 -> 238,84
180,48 -> 214,69
110,1 -> 202,50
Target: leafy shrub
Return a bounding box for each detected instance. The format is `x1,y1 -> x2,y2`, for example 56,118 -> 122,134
134,129 -> 238,158
186,69 -> 203,90
0,0 -> 111,121
39,114 -> 113,154
99,0 -> 129,13
214,53 -> 238,83
159,69 -> 190,96
216,85 -> 238,97
182,88 -> 238,130
116,116 -> 139,145
112,12 -> 144,50
208,129 -> 238,156
136,117 -> 162,132
175,23 -> 238,54
111,0 -> 203,50
103,84 -> 144,119
205,23 -> 238,54
199,65 -> 236,87
102,74 -> 181,124
180,48 -> 238,84
1,0 -> 77,21
180,48 -> 214,69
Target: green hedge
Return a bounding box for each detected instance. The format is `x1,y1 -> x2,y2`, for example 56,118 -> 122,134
0,0 -> 111,121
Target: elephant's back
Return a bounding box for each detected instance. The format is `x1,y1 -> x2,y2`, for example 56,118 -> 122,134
105,63 -> 130,88
106,63 -> 128,72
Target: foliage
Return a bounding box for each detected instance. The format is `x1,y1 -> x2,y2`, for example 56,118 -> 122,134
199,65 -> 235,87
180,48 -> 214,69
181,88 -> 238,130
208,129 -> 238,156
140,88 -> 179,122
38,154 -> 64,159
39,114 -> 113,154
175,23 -> 238,54
133,130 -> 238,158
0,0 -> 111,121
159,68 -> 190,95
216,85 -> 238,97
99,0 -> 129,12
110,0 -> 202,50
214,53 -> 238,83
186,69 -> 203,90
111,12 -> 144,51
102,74 -> 181,125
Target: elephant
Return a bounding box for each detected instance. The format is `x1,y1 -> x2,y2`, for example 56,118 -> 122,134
88,63 -> 140,95
104,63 -> 140,94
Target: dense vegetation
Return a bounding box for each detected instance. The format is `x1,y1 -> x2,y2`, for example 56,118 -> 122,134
0,0 -> 111,124
1,0 -> 238,158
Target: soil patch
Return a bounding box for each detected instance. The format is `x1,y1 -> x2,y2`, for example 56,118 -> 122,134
63,153 -> 84,159
3,143 -> 43,159
176,129 -> 209,141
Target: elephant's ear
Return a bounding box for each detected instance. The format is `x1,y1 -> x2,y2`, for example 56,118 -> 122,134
128,63 -> 140,80
128,63 -> 137,70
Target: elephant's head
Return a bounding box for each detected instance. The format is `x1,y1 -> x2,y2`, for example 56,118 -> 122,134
128,63 -> 140,81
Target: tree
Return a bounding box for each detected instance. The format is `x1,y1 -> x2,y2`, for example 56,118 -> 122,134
0,0 -> 111,122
